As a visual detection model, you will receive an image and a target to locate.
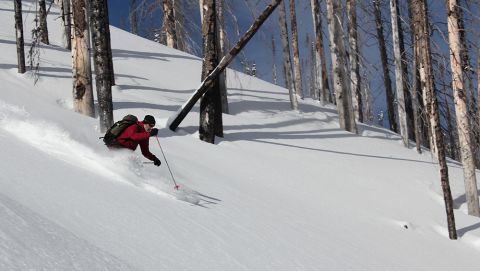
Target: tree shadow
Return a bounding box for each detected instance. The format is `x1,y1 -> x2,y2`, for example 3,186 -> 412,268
458,222 -> 480,237
0,63 -> 149,81
175,117 -> 340,139
0,63 -> 24,70
228,100 -> 338,115
228,92 -> 286,102
113,101 -> 179,111
0,39 -> 71,53
0,38 -> 22,46
225,118 -> 337,131
117,84 -> 195,94
112,48 -> 200,62
229,87 -> 289,96
356,123 -> 405,143
0,7 -> 60,16
453,191 -> 480,210
243,139 -> 438,165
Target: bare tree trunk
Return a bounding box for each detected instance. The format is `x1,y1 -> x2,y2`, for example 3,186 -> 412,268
61,0 -> 71,50
447,0 -> 480,217
373,0 -> 397,132
311,0 -> 329,105
309,41 -> 316,98
311,0 -> 321,100
409,0 -> 434,155
14,0 -> 26,74
476,48 -> 480,169
103,0 -> 115,86
318,0 -> 332,103
456,3 -> 479,170
39,0 -> 49,44
272,36 -> 278,85
413,0 -> 435,157
71,0 -> 95,117
413,0 -> 457,239
279,0 -> 298,110
169,0 -> 283,131
174,0 -> 186,51
396,0 -> 414,142
163,0 -> 178,49
326,0 -> 356,133
346,0 -> 363,122
390,0 -> 409,146
440,63 -> 458,161
363,74 -> 374,123
289,0 -> 303,98
199,0 -> 222,143
408,0 -> 423,153
217,0 -> 228,114
199,0 -> 204,23
90,0 -> 114,131
411,46 -> 422,153
129,0 -> 138,34
478,50 -> 480,138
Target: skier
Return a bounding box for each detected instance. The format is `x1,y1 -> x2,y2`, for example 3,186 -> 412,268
113,115 -> 161,166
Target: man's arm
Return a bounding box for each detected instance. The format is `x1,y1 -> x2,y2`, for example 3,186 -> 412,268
139,140 -> 156,161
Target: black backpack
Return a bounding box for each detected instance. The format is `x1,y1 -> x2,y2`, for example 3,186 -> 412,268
102,114 -> 138,146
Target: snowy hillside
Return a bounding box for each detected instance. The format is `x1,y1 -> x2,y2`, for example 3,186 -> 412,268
1,1 -> 480,270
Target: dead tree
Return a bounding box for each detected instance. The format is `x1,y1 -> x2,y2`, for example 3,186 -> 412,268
174,0 -> 187,51
390,0 -> 409,146
456,2 -> 479,169
413,0 -> 457,239
163,0 -> 178,49
71,0 -> 95,117
14,0 -> 26,74
373,0 -> 397,132
129,0 -> 138,34
169,0 -> 283,131
199,0 -> 204,22
271,36 -> 278,85
217,0 -> 229,114
407,0 -> 423,153
279,0 -> 298,110
290,0 -> 303,98
326,0 -> 357,133
477,51 -> 480,145
103,0 -> 115,86
90,0 -> 114,131
311,0 -> 330,105
346,0 -> 363,122
199,0 -> 222,143
447,0 -> 480,217
39,0 -> 49,44
61,0 -> 71,50
440,62 -> 458,161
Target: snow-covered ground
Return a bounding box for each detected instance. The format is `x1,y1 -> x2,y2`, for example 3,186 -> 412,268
1,1 -> 479,270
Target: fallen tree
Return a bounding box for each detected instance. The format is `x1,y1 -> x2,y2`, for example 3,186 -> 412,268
168,0 -> 282,131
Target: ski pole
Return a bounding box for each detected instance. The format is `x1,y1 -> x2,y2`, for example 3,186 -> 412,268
155,136 -> 180,190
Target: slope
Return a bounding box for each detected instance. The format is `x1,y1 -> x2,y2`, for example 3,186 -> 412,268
0,1 -> 479,270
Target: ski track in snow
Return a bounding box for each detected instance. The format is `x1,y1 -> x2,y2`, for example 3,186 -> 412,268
0,99 -> 202,205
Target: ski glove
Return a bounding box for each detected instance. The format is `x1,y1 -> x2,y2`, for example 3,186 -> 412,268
150,128 -> 159,137
153,157 -> 161,166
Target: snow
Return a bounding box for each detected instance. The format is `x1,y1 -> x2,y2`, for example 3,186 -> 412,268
1,1 -> 480,270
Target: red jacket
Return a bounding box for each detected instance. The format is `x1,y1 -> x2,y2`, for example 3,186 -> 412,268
116,121 -> 156,161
